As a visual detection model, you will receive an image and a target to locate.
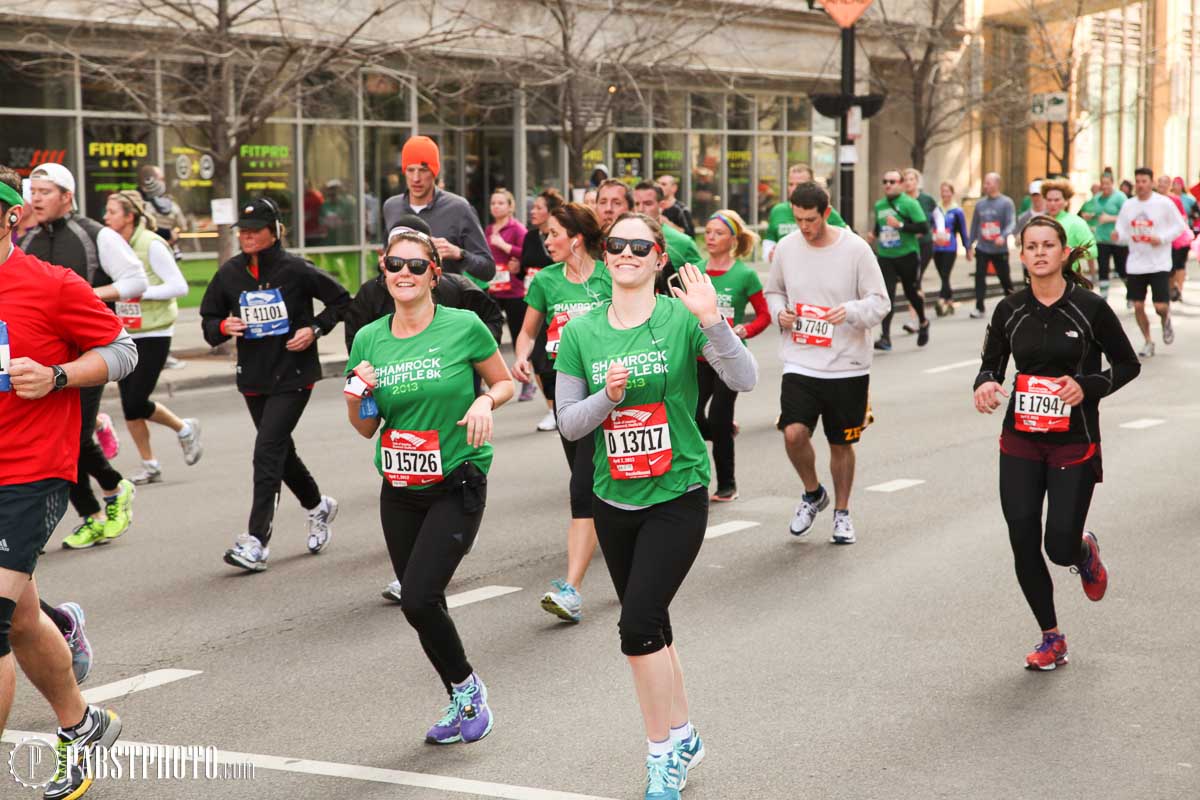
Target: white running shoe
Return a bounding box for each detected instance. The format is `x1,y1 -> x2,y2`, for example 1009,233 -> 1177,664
536,410 -> 557,432
224,534 -> 269,572
789,487 -> 829,537
1138,341 -> 1155,358
307,495 -> 338,553
381,580 -> 402,603
178,418 -> 203,465
1163,317 -> 1175,345
831,512 -> 857,545
129,464 -> 162,485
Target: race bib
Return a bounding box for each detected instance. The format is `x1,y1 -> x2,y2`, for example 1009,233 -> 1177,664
791,303 -> 834,347
546,310 -> 576,356
239,289 -> 290,339
524,267 -> 541,290
489,270 -> 512,292
115,298 -> 142,330
717,293 -> 735,322
879,227 -> 901,249
602,403 -> 672,480
0,320 -> 9,392
981,221 -> 1001,241
381,428 -> 443,487
933,229 -> 952,247
1013,375 -> 1071,433
1131,217 -> 1154,243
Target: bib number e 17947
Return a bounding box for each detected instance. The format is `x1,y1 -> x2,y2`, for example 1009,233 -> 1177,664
792,303 -> 834,347
381,428 -> 443,487
602,403 -> 672,480
1013,375 -> 1071,433
0,320 -> 10,392
115,299 -> 143,330
239,289 -> 290,339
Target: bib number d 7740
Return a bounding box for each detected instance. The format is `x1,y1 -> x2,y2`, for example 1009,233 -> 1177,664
1013,375 -> 1071,433
381,428 -> 444,487
602,403 -> 672,480
792,303 -> 833,347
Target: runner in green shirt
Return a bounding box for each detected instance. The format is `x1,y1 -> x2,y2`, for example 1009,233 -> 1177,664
763,164 -> 845,261
554,211 -> 757,799
510,202 -> 611,624
1093,175 -> 1128,296
344,229 -> 514,748
1042,180 -> 1098,272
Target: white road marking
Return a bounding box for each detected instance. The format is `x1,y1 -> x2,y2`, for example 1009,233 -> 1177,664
922,359 -> 978,375
0,731 -> 618,800
705,520 -> 760,539
1119,418 -> 1165,430
446,585 -> 522,609
866,479 -> 926,493
81,669 -> 203,704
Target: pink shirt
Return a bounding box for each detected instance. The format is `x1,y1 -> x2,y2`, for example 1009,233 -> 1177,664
484,218 -> 527,299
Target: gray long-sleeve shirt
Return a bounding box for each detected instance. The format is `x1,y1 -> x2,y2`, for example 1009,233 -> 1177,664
95,329 -> 138,381
381,189 -> 495,282
969,194 -> 1016,254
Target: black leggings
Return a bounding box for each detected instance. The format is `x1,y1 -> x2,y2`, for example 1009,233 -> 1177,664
118,336 -> 171,421
933,251 -> 957,301
999,453 -> 1097,631
1096,243 -> 1127,282
695,361 -> 738,491
559,428 -> 596,519
497,297 -> 527,350
380,465 -> 486,694
879,253 -> 926,339
71,386 -> 125,518
593,487 -> 708,657
244,390 -> 322,543
974,251 -> 1015,311
1172,246 -> 1189,272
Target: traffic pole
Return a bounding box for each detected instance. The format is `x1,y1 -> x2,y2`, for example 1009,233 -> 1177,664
840,25 -> 855,229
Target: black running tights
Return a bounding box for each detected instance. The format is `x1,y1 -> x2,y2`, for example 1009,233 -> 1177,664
879,253 -> 925,339
695,360 -> 738,491
71,386 -> 125,518
933,251 -> 957,301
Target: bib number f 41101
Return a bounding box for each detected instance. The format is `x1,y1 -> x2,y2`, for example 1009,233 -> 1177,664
239,289 -> 291,339
381,429 -> 443,487
602,403 -> 672,480
1013,375 -> 1071,433
792,303 -> 833,347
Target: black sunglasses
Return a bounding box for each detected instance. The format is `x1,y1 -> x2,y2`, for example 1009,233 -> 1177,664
882,178 -> 899,185
383,256 -> 432,275
605,237 -> 661,257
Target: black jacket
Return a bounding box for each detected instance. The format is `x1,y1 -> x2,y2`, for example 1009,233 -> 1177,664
341,271 -> 504,352
20,213 -> 110,288
200,242 -> 351,394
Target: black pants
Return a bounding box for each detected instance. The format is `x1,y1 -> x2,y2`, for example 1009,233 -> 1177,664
1172,246 -> 1190,272
695,361 -> 737,492
497,297 -> 527,350
244,390 -> 322,543
918,239 -> 934,281
1096,243 -> 1128,282
380,465 -> 486,694
559,427 -> 595,519
999,453 -> 1097,631
974,251 -> 1015,311
933,251 -> 957,301
118,336 -> 171,421
879,253 -> 925,339
71,386 -> 125,518
593,488 -> 708,657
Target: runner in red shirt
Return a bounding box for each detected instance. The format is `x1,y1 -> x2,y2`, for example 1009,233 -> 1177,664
0,164 -> 130,798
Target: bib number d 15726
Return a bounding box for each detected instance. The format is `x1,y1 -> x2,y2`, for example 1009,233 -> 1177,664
1013,375 -> 1071,433
239,289 -> 290,339
115,299 -> 142,330
602,403 -> 672,481
381,428 -> 443,487
792,303 -> 834,347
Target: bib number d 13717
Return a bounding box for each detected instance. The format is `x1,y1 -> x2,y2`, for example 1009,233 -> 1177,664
1013,375 -> 1071,433
381,428 -> 443,487
239,289 -> 290,339
792,303 -> 834,347
602,403 -> 672,481
115,299 -> 142,330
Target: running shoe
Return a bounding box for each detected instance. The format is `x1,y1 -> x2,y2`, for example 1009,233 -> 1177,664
1071,530 -> 1108,602
643,752 -> 683,800
676,729 -> 705,790
129,463 -> 163,485
902,322 -> 919,335
163,355 -> 186,369
455,673 -> 494,743
519,381 -> 537,402
382,579 -> 403,603
101,479 -> 135,540
934,299 -> 948,318
62,518 -> 106,550
711,486 -> 738,503
44,706 -> 122,800
1163,316 -> 1175,345
1138,341 -> 1155,358
536,410 -> 557,432
831,512 -> 857,545
1099,280 -> 1110,298
94,412 -> 119,459
306,495 -> 338,553
789,487 -> 829,537
178,418 -> 203,465
917,322 -> 930,347
56,602 -> 93,685
224,534 -> 269,572
873,337 -> 892,352
540,579 -> 582,623
1024,631 -> 1069,671
425,701 -> 462,745
970,309 -> 986,319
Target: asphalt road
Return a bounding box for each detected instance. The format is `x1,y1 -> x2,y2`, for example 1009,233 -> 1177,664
4,285 -> 1199,800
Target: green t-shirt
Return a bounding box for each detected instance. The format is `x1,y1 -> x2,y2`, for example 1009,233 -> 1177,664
1079,197 -> 1101,232
873,193 -> 927,257
1055,211 -> 1098,259
524,260 -> 612,358
347,307 -> 498,488
764,202 -> 846,243
554,296 -> 710,507
1094,190 -> 1127,243
701,258 -> 762,329
663,224 -> 703,270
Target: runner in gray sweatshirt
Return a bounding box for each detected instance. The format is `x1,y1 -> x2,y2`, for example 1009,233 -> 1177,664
966,173 -> 1016,317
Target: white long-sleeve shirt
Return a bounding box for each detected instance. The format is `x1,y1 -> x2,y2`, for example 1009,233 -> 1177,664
97,227 -> 149,298
1114,193 -> 1187,275
764,228 -> 890,378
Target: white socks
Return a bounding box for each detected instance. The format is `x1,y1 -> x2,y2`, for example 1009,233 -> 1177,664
647,737 -> 673,758
177,422 -> 192,438
670,722 -> 693,745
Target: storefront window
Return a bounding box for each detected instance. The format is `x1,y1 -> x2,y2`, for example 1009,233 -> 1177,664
363,73 -> 411,122
526,130 -> 562,206
613,132 -> 647,187
726,135 -> 752,221
652,133 -> 685,187
0,115 -> 74,182
237,123 -> 297,238
729,95 -> 753,131
83,120 -> 154,221
524,86 -> 560,126
303,72 -> 358,119
0,54 -> 75,109
757,136 -> 783,221
303,124 -> 358,247
577,145 -> 608,196
653,91 -> 686,129
812,136 -> 838,200
758,95 -> 783,131
690,93 -> 723,130
164,127 -> 218,254
365,126 -> 410,245
787,95 -> 812,132
613,90 -> 648,128
81,58 -> 139,112
690,133 -> 721,221
784,137 -> 811,173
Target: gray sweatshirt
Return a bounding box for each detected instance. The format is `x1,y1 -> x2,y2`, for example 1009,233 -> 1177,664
969,194 -> 1016,254
764,228 -> 889,378
382,189 -> 495,282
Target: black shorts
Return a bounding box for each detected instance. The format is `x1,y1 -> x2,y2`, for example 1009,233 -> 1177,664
0,479 -> 70,574
1125,272 -> 1170,303
777,373 -> 870,444
1171,246 -> 1189,272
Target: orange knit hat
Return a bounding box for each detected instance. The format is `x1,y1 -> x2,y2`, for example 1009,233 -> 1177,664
401,136 -> 441,177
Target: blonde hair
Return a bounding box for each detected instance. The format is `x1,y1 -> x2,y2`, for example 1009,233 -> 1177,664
491,188 -> 515,207
708,209 -> 758,259
109,190 -> 157,232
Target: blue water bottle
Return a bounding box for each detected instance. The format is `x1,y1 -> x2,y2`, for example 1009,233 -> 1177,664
0,320 -> 10,392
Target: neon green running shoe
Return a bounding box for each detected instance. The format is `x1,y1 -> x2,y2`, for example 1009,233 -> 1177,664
101,479 -> 135,540
62,518 -> 106,550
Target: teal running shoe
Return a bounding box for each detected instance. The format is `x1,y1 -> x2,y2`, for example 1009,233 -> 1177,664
644,752 -> 682,800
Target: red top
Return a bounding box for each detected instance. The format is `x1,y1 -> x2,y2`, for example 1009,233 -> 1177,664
0,248 -> 125,485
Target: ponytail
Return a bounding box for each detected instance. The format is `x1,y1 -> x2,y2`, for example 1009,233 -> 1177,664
1064,243 -> 1094,290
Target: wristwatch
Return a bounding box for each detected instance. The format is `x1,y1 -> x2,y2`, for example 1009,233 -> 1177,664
310,324 -> 324,340
50,365 -> 68,391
